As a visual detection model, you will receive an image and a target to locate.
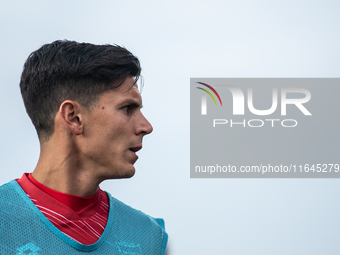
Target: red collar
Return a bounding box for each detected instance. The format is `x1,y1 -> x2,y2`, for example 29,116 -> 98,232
17,173 -> 101,214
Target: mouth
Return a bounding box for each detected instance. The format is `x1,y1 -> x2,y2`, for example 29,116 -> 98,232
129,145 -> 142,161
129,145 -> 142,154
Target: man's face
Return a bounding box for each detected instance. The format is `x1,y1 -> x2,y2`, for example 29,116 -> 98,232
80,76 -> 153,180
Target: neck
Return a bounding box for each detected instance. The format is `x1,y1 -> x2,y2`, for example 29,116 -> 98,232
32,137 -> 102,197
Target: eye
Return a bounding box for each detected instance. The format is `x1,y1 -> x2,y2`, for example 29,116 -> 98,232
123,104 -> 136,114
121,102 -> 140,115
123,105 -> 131,113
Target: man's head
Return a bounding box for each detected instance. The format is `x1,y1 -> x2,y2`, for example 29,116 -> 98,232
76,76 -> 153,179
20,40 -> 141,142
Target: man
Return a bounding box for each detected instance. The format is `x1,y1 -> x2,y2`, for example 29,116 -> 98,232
0,40 -> 168,254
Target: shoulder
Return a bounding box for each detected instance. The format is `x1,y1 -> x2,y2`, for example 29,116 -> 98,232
106,191 -> 166,231
105,191 -> 168,252
0,180 -> 14,190
0,180 -> 20,198
0,180 -> 32,210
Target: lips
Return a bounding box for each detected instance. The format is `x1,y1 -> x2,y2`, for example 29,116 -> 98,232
128,146 -> 141,161
129,145 -> 142,153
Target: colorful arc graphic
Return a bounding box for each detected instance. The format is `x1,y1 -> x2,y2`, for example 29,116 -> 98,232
196,82 -> 223,106
196,87 -> 217,105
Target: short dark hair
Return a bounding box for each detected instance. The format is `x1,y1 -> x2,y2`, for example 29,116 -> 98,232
20,40 -> 141,140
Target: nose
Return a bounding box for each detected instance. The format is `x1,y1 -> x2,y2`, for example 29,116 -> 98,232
135,112 -> 153,136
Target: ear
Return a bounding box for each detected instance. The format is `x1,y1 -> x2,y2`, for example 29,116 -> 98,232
58,100 -> 84,135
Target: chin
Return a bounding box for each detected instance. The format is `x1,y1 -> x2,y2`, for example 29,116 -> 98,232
121,171 -> 135,179
118,166 -> 136,179
104,165 -> 135,179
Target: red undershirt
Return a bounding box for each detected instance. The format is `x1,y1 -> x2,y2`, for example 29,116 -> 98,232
16,173 -> 109,245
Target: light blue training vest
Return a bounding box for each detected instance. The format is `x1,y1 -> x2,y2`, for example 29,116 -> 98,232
0,180 -> 168,254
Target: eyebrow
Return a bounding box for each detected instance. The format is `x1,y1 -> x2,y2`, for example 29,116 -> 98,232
119,99 -> 143,108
